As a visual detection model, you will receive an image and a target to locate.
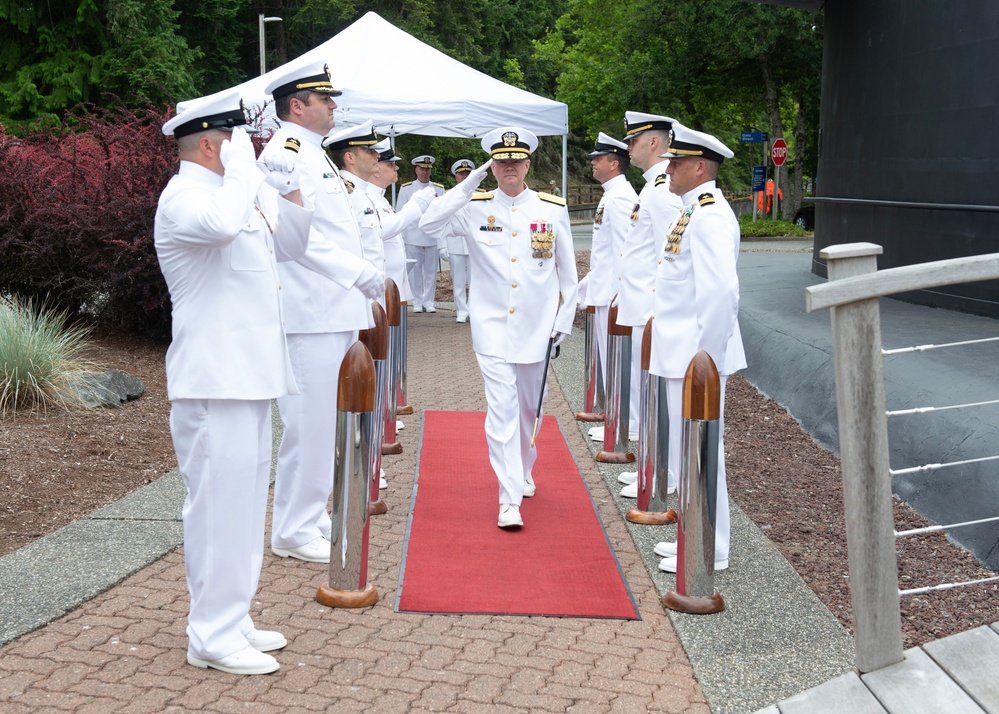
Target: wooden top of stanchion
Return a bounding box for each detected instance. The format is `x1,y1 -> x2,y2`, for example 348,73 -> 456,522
358,302 -> 388,361
607,303 -> 631,336
384,278 -> 400,327
338,342 -> 376,412
584,305 -> 595,314
682,350 -> 720,421
641,317 -> 654,371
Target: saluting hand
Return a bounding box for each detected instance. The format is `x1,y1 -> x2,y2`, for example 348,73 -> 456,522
219,127 -> 257,176
257,139 -> 301,195
461,159 -> 493,194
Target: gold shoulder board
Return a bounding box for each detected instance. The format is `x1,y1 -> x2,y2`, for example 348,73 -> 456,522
655,173 -> 667,187
538,192 -> 567,206
473,186 -> 490,193
470,191 -> 494,201
284,137 -> 302,153
698,193 -> 715,206
401,181 -> 414,187
432,182 -> 444,188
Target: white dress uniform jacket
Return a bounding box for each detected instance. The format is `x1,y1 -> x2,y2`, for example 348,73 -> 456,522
649,181 -> 747,377
420,186 -> 578,362
155,161 -> 312,400
341,170 -> 385,273
583,174 -> 638,307
615,160 -> 684,328
368,185 -> 420,302
267,125 -> 375,333
398,179 -> 445,247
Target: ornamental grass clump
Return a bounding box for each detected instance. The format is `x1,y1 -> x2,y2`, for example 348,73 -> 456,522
0,296 -> 97,416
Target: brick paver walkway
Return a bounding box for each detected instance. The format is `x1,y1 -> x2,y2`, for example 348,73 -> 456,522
0,310 -> 707,713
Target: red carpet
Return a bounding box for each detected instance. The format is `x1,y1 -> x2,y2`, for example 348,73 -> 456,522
396,410 -> 639,619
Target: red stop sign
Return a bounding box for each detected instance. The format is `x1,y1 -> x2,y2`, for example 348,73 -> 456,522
771,138 -> 788,166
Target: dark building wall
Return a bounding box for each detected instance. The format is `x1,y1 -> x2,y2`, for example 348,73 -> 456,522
814,0 -> 999,315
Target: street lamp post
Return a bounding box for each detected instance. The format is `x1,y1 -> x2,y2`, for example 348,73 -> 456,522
259,14 -> 283,76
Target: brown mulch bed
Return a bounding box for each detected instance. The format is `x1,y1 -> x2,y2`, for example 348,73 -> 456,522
2,259 -> 996,650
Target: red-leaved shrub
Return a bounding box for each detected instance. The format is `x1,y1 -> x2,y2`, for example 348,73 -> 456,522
0,104 -> 178,339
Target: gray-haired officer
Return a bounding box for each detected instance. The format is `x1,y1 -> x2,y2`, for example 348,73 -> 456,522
440,158 -> 477,322
419,128 -> 578,528
398,155 -> 445,312
648,123 -> 745,573
156,88 -> 312,675
257,62 -> 385,565
577,132 -> 637,405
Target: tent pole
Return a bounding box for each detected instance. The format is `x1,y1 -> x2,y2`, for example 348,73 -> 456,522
561,134 -> 568,200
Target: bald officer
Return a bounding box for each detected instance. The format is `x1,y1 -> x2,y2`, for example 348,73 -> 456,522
648,124 -> 746,573
420,128 -> 578,528
155,89 -> 312,675
398,155 -> 445,312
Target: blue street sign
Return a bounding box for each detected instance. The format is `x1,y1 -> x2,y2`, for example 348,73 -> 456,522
741,131 -> 769,143
752,165 -> 767,192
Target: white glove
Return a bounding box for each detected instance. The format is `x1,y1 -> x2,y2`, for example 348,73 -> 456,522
257,142 -> 301,194
219,127 -> 257,175
576,274 -> 590,305
552,331 -> 569,348
461,159 -> 493,194
438,248 -> 449,263
411,185 -> 437,212
355,263 -> 386,301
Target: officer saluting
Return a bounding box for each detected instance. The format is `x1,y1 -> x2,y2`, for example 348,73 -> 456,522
398,155 -> 445,312
419,127 -> 578,528
155,88 -> 312,675
648,123 -> 746,574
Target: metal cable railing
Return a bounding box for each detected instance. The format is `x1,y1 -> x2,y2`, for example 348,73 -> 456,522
883,337 -> 999,599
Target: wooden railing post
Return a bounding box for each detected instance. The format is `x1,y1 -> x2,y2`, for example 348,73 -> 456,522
821,242 -> 903,672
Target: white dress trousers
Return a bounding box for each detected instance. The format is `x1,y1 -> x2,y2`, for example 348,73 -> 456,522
171,398 -> 272,660
475,353 -> 546,505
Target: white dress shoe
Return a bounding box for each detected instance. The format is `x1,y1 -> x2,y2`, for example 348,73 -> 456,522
456,315 -> 468,323
396,419 -> 405,430
587,426 -> 603,438
245,629 -> 287,652
412,305 -> 424,313
271,536 -> 330,563
618,471 -> 638,485
498,504 -> 523,528
619,481 -> 638,498
658,556 -> 728,573
188,646 -> 279,675
424,305 -> 436,313
654,541 -> 677,557
379,476 -> 388,489
523,478 -> 536,498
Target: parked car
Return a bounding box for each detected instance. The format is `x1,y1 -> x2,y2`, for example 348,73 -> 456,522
793,201 -> 815,230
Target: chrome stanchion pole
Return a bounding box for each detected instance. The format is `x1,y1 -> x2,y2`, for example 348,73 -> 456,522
383,280 -> 403,456
597,304 -> 635,464
396,301 -> 413,416
358,302 -> 389,516
626,317 -> 676,525
663,351 -> 725,615
576,305 -> 605,422
316,342 -> 379,609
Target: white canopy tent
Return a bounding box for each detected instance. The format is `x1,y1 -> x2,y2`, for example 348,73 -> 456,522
236,12 -> 569,189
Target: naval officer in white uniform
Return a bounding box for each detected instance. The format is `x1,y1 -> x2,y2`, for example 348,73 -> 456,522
398,155 -> 445,312
155,89 -> 312,675
419,127 -> 578,528
648,124 -> 746,573
257,62 -> 385,565
439,158 -> 477,323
